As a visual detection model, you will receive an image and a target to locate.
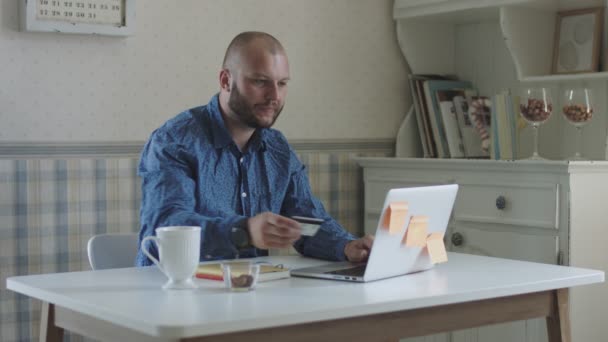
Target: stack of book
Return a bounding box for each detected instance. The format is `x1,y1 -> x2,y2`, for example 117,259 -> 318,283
410,75 -> 484,158
489,90 -> 522,160
410,75 -> 520,160
196,262 -> 291,282
454,94 -> 491,159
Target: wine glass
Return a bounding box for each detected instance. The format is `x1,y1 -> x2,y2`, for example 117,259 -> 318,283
519,87 -> 553,160
562,88 -> 593,160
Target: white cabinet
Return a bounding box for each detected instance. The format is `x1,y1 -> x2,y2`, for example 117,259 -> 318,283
356,157 -> 608,342
393,0 -> 608,161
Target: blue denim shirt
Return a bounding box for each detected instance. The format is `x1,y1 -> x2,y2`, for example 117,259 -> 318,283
136,94 -> 355,266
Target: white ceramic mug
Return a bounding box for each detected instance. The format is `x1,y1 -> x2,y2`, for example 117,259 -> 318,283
141,226 -> 201,290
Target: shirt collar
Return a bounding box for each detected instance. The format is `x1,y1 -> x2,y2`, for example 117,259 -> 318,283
248,129 -> 268,153
207,94 -> 268,153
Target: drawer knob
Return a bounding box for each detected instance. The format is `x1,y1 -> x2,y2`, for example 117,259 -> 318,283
495,195 -> 507,210
451,232 -> 464,247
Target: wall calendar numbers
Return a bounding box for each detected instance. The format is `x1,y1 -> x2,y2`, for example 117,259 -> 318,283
20,0 -> 135,36
37,0 -> 124,26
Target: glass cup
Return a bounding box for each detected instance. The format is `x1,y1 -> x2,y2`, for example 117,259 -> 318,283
562,88 -> 593,160
519,87 -> 553,160
222,262 -> 260,292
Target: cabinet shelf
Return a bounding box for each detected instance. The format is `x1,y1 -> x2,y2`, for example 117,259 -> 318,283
393,0 -> 608,161
521,71 -> 608,83
393,0 -> 556,22
394,0 -> 605,81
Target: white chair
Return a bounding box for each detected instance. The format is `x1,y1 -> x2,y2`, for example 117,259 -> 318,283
87,233 -> 139,270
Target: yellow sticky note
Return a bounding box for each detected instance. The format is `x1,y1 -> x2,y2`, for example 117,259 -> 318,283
426,232 -> 448,264
382,202 -> 408,234
402,215 -> 428,247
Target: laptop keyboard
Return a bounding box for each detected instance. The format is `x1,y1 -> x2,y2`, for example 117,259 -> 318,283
325,264 -> 367,277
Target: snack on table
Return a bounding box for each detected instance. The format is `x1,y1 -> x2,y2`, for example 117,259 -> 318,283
231,274 -> 254,288
222,262 -> 260,292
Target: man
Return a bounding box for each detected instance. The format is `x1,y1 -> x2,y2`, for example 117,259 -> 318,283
136,31 -> 373,267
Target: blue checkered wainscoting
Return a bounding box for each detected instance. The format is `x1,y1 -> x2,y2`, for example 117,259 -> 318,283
0,149 -> 390,342
0,158 -> 141,342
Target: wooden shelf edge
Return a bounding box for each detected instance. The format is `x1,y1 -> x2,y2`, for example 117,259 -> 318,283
393,0 -> 555,21
520,72 -> 608,83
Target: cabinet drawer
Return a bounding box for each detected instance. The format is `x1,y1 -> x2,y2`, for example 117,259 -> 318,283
449,226 -> 559,264
453,182 -> 559,229
365,179 -> 443,212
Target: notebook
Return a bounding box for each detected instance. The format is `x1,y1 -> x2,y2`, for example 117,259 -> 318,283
196,262 -> 290,282
291,184 -> 458,282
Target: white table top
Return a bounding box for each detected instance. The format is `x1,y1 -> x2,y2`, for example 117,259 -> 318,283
6,253 -> 604,339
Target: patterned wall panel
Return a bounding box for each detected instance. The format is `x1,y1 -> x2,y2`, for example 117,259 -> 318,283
0,147 -> 391,342
0,158 -> 141,342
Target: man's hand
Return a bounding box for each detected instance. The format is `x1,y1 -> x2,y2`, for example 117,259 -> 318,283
344,235 -> 374,262
247,212 -> 301,249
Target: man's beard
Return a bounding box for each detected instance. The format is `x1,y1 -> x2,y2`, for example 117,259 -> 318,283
228,82 -> 283,129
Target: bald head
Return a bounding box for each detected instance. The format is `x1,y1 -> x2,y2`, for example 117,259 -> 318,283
222,31 -> 286,72
218,31 -> 290,134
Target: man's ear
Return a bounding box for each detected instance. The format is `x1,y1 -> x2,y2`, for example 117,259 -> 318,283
219,69 -> 231,92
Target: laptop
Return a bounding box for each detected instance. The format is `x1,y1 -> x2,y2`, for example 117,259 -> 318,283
291,184 -> 458,282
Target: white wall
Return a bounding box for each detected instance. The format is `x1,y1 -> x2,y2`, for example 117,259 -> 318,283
0,0 -> 409,142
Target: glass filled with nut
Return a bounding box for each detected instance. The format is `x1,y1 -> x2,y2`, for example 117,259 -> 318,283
519,87 -> 553,160
562,88 -> 593,160
222,262 -> 260,292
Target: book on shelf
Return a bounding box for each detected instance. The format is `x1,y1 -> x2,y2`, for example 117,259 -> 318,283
507,93 -> 522,159
422,79 -> 473,158
490,91 -> 521,160
409,74 -> 454,158
452,95 -> 491,158
490,95 -> 501,160
465,96 -> 492,158
436,89 -> 466,158
196,262 -> 291,282
453,94 -> 487,158
409,77 -> 431,157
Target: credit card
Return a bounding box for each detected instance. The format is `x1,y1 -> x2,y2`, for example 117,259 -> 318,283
291,216 -> 323,236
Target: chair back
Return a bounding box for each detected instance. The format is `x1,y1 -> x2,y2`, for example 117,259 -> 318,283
87,233 -> 139,270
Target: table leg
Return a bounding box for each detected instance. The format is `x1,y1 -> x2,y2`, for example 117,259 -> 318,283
40,302 -> 64,342
546,289 -> 570,342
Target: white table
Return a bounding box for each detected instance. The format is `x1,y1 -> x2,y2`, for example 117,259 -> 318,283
6,253 -> 604,342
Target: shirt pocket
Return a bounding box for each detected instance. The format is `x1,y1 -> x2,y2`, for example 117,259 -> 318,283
251,186 -> 274,214
196,181 -> 238,217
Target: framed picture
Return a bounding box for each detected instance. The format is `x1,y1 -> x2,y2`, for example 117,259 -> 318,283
552,7 -> 603,74
19,0 -> 135,37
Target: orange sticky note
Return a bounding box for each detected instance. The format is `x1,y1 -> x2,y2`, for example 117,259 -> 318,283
382,202 -> 408,234
426,232 -> 448,264
402,215 -> 428,247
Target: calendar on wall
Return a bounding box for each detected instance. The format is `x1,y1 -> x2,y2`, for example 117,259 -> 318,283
19,0 -> 135,36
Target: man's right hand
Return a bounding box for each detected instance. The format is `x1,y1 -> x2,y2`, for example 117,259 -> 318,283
247,212 -> 302,249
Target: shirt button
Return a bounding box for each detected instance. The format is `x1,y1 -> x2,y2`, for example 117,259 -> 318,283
241,192 -> 247,198
239,157 -> 244,163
